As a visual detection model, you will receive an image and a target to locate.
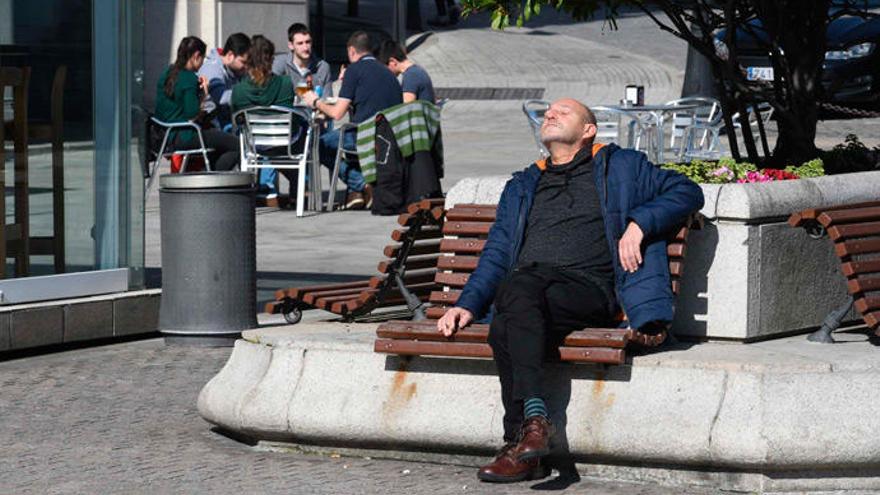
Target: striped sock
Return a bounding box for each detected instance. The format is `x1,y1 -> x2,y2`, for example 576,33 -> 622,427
523,397 -> 548,419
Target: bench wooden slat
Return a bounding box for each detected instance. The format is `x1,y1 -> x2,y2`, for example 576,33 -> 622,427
406,198 -> 446,214
788,201 -> 880,227
855,296 -> 880,314
377,254 -> 441,274
368,270 -> 437,289
426,306 -> 449,319
865,311 -> 880,330
842,259 -> 880,277
445,206 -> 497,222
384,240 -> 443,258
671,227 -> 688,242
391,227 -> 443,242
558,346 -> 625,364
437,255 -> 480,272
303,285 -> 375,305
429,290 -> 460,305
819,207 -> 880,227
440,238 -> 486,254
669,261 -> 683,277
848,277 -> 880,294
277,279 -> 372,300
671,279 -> 681,295
376,320 -> 629,348
826,221 -> 880,241
332,282 -> 437,314
667,243 -> 686,258
442,221 -> 493,236
834,239 -> 880,257
375,339 -> 494,358
434,272 -> 470,288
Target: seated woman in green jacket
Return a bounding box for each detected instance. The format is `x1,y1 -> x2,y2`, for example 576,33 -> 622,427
155,36 -> 240,171
231,35 -> 299,201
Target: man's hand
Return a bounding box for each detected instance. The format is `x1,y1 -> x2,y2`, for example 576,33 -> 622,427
302,90 -> 319,108
618,221 -> 644,273
437,307 -> 473,337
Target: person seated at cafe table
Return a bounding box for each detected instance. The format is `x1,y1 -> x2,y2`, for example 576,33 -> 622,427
272,22 -> 333,98
198,32 -> 251,130
378,40 -> 436,104
231,35 -> 297,205
156,36 -> 240,171
301,31 -> 402,210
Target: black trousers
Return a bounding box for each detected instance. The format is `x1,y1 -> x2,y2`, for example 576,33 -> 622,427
176,129 -> 240,171
487,264 -> 616,442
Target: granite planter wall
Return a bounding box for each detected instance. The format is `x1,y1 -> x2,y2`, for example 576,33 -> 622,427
445,171 -> 880,341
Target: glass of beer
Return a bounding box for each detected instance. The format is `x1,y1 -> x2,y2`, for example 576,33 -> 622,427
295,81 -> 310,98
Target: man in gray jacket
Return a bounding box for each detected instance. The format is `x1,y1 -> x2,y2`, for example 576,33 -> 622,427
272,23 -> 333,97
198,32 -> 251,129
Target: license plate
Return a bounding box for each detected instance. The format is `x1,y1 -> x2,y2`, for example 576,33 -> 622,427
747,66 -> 774,81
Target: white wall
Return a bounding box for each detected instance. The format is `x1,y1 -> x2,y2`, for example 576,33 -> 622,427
143,0 -> 307,110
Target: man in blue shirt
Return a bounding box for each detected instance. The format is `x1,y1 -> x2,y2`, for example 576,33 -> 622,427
302,31 -> 402,210
378,40 -> 436,104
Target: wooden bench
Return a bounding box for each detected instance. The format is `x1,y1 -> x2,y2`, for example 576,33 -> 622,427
266,198 -> 446,323
374,203 -> 701,365
789,200 -> 880,342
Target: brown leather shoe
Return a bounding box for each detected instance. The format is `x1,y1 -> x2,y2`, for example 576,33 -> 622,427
477,443 -> 551,483
514,416 -> 555,461
344,191 -> 365,210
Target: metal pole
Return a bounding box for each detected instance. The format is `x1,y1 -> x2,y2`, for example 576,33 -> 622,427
393,0 -> 407,43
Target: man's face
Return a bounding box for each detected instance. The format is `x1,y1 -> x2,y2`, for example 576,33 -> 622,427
226,52 -> 248,74
386,57 -> 401,75
290,33 -> 312,60
540,99 -> 596,146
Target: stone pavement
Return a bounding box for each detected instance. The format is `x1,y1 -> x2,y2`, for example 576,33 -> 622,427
0,339 -> 716,494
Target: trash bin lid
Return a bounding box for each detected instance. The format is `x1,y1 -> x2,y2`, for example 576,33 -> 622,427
160,172 -> 253,190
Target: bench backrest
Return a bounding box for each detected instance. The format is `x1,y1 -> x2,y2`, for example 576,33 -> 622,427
426,203 -> 700,321
789,200 -> 880,332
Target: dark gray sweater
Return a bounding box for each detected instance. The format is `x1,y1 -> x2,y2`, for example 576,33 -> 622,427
516,146 -> 614,290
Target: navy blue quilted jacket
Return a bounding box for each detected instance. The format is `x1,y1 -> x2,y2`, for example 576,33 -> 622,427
455,143 -> 704,330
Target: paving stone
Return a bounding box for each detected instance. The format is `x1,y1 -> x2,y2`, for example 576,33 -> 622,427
64,301 -> 114,343
9,307 -> 63,350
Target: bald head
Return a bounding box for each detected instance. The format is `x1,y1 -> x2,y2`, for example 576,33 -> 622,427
555,98 -> 596,126
540,98 -> 598,151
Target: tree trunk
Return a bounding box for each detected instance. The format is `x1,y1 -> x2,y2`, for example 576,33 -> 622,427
758,0 -> 827,165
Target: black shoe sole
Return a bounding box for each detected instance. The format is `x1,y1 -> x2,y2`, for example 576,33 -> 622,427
477,466 -> 550,483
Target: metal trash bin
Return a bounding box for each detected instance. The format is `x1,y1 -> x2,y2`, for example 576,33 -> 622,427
158,172 -> 257,345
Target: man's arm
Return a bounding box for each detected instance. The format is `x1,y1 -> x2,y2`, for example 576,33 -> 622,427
453,183 -> 516,318
305,95 -> 349,120
627,153 -> 705,240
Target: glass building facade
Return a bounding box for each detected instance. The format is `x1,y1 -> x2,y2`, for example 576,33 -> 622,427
0,0 -> 144,302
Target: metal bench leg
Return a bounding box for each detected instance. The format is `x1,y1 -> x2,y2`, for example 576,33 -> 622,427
393,270 -> 426,321
808,296 -> 854,344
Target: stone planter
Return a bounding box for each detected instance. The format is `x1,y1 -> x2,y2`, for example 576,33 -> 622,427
445,171 -> 880,341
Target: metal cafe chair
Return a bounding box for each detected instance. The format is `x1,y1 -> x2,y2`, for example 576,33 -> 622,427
522,99 -> 550,157
144,117 -> 214,197
327,122 -> 358,212
234,105 -> 313,217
